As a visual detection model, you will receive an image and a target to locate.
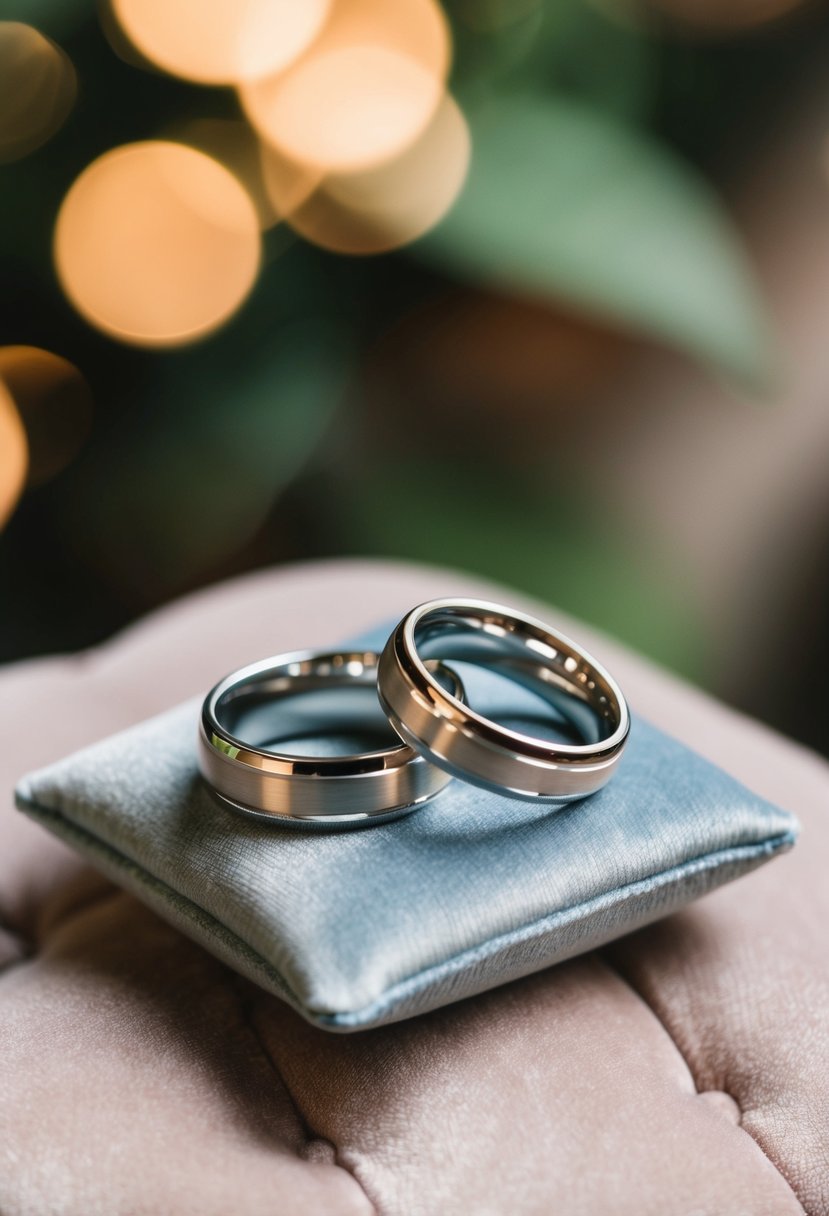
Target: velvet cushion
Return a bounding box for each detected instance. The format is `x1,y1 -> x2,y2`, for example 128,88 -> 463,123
2,560 -> 828,1214
14,620 -> 796,1031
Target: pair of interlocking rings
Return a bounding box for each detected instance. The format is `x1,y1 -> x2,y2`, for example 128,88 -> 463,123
197,598 -> 630,830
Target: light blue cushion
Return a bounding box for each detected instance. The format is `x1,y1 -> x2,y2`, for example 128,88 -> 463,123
15,624 -> 798,1032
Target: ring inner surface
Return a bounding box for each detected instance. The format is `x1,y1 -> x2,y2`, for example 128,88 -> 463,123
221,684 -> 402,756
214,654 -> 462,761
413,614 -> 616,746
215,660 -> 402,758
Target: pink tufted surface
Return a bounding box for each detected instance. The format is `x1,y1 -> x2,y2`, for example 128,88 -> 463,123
1,558 -> 827,1215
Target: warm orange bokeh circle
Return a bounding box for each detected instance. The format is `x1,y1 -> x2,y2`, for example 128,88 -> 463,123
54,141 -> 261,347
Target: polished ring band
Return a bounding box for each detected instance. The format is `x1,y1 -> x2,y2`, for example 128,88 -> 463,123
377,598 -> 630,802
199,649 -> 462,829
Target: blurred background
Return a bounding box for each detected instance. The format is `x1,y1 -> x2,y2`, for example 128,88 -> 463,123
1,0 -> 828,754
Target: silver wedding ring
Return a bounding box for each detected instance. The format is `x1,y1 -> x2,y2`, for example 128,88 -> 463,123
198,598 -> 630,827
199,649 -> 462,829
377,599 -> 630,802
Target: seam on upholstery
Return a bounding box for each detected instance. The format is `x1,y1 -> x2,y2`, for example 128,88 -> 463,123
0,879 -> 122,961
0,887 -> 125,976
228,974 -> 378,1216
35,882 -> 125,946
600,951 -> 809,1216
597,950 -> 703,1092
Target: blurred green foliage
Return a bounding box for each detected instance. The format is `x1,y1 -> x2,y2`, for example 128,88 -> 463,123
0,0 -> 821,677
424,93 -> 772,387
338,459 -> 709,677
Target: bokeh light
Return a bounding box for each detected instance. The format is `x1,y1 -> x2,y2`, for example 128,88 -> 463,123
0,347 -> 92,487
110,0 -> 331,85
260,143 -> 324,221
0,22 -> 76,164
0,382 -> 28,529
54,142 -> 261,348
240,0 -> 451,173
169,118 -> 278,229
286,92 -> 470,253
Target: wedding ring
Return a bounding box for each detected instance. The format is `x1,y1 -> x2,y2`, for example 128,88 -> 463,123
377,599 -> 630,802
199,649 -> 462,828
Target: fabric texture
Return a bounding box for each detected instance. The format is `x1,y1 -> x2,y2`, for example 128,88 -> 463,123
14,620 -> 797,1032
2,559 -> 828,1215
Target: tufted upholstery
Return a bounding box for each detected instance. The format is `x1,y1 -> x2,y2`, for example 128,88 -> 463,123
1,559 -> 827,1215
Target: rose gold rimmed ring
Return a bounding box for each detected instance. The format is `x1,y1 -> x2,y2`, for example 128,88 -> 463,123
377,599 -> 630,803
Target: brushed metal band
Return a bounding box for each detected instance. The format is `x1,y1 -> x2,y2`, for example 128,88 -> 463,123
377,599 -> 630,802
199,649 -> 460,829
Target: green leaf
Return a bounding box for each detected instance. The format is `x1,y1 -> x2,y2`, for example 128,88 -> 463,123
421,94 -> 774,390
